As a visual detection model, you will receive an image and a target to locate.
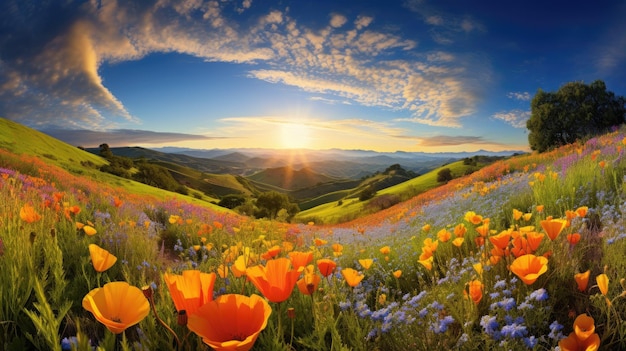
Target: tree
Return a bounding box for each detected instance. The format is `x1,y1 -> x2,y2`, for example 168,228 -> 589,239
358,186 -> 376,201
437,168 -> 453,183
527,80 -> 626,152
255,191 -> 299,221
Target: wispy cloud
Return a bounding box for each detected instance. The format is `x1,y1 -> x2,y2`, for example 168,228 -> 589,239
507,91 -> 532,101
493,110 -> 530,128
415,135 -> 492,146
42,128 -> 218,147
0,0 -> 490,132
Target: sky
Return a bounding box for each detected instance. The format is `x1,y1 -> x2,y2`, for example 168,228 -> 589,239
1,0 -> 625,153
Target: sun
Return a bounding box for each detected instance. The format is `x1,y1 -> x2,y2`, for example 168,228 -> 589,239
280,123 -> 311,149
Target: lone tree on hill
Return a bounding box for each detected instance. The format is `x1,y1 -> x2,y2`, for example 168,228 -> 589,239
526,80 -> 626,152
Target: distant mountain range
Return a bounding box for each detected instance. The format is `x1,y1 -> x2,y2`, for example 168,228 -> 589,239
148,146 -> 524,179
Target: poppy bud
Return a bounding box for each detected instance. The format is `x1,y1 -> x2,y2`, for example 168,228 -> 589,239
287,307 -> 296,319
141,285 -> 154,300
30,232 -> 36,245
177,310 -> 188,326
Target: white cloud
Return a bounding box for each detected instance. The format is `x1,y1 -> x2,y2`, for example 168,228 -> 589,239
330,14 -> 348,28
507,92 -> 531,101
493,110 -> 530,128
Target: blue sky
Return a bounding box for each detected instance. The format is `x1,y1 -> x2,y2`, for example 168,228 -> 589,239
1,0 -> 625,152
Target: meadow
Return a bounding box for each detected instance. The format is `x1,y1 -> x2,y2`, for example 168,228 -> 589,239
2,127 -> 626,350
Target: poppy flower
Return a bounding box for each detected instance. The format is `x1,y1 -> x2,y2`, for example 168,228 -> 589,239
575,206 -> 588,218
526,231 -> 545,252
296,265 -> 320,295
89,244 -> 117,273
541,218 -> 567,240
559,331 -> 600,351
573,314 -> 596,341
476,223 -> 490,237
489,230 -> 511,250
454,223 -> 467,237
187,294 -> 271,351
464,211 -> 483,224
567,233 -> 581,245
341,268 -> 364,287
452,237 -> 464,247
422,224 -> 431,232
574,270 -> 590,292
83,225 -> 97,236
358,259 -> 374,270
596,274 -> 609,296
467,280 -> 483,304
392,270 -> 402,279
314,238 -> 327,246
536,205 -> 544,213
246,257 -> 301,303
379,246 -> 391,255
509,254 -> 548,285
164,270 -> 216,316
316,258 -> 337,277
418,256 -> 433,270
261,245 -> 281,260
288,251 -> 313,271
437,229 -> 451,243
513,209 -> 523,221
20,204 -> 41,223
82,281 -> 149,334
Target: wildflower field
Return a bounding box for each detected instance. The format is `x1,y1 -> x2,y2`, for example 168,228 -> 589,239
3,128 -> 626,351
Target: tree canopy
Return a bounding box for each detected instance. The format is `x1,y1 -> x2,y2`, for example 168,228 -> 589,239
526,80 -> 626,152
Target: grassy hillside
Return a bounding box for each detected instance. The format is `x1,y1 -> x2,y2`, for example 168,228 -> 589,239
246,166 -> 340,191
4,116 -> 626,350
0,117 -> 224,209
296,160 -> 479,223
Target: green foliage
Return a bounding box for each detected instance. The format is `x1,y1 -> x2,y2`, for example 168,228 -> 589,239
436,167 -> 453,183
527,80 -> 626,152
218,194 -> 247,209
358,186 -> 376,201
255,191 -> 299,220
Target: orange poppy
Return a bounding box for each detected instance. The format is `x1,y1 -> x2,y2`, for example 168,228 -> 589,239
596,274 -> 609,296
392,270 -> 402,279
163,270 -> 216,316
513,209 -> 523,221
296,265 -> 321,295
475,223 -> 490,237
187,294 -> 271,351
332,243 -> 343,253
288,251 -> 313,271
83,225 -> 97,236
341,268 -> 364,287
454,223 -> 467,237
567,233 -> 581,245
510,236 -> 529,258
575,206 -> 588,218
437,229 -> 451,243
246,257 -> 301,303
489,230 -> 511,250
358,259 -> 374,270
89,244 -> 117,273
526,231 -> 545,252
452,237 -> 464,247
20,204 -> 41,223
261,245 -> 281,260
464,211 -> 483,224
509,254 -> 548,285
536,205 -> 544,213
574,270 -> 590,292
314,238 -> 327,246
422,224 -> 431,232
379,246 -> 391,255
316,259 -> 337,277
573,314 -> 596,341
418,256 -> 433,270
82,281 -> 149,334
541,218 -> 567,241
559,331 -> 600,351
467,280 -> 483,304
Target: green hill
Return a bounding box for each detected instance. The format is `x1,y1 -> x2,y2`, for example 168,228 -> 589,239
295,160 -> 483,223
0,117 -> 224,208
246,166 -> 340,191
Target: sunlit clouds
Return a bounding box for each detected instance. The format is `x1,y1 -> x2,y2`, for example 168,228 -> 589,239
1,0 -> 623,152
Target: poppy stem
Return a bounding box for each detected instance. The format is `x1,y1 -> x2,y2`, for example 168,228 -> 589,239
146,294 -> 181,350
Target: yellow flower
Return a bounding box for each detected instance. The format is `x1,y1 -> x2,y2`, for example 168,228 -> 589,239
188,294 -> 271,351
358,259 -> 374,270
82,282 -> 149,334
88,244 -> 117,273
379,246 -> 391,255
20,204 -> 42,223
596,273 -> 609,296
83,225 -> 97,236
341,268 -> 364,287
392,270 -> 402,279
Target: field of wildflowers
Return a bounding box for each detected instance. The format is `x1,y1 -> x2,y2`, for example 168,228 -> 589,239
3,127 -> 626,350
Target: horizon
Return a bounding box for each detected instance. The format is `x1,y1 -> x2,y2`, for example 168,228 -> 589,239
2,1 -> 625,153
